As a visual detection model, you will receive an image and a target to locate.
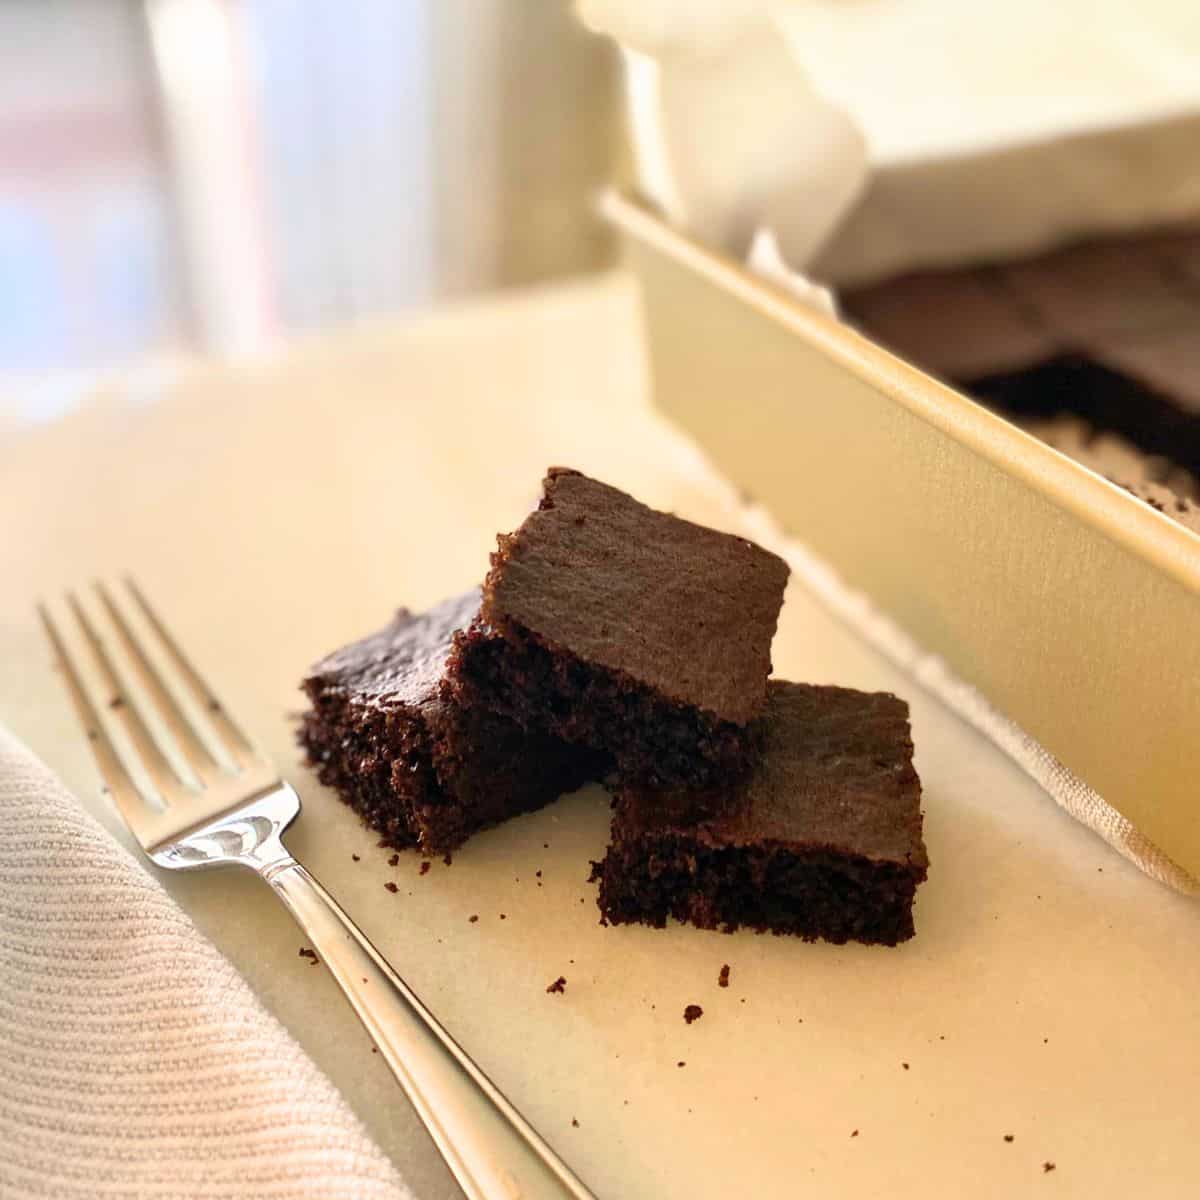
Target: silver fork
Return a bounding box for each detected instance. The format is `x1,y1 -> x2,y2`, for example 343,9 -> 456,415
40,577 -> 597,1200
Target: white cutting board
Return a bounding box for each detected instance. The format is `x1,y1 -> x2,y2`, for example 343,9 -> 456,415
2,274 -> 1197,1199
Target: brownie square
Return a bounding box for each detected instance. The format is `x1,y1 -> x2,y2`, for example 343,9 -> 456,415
594,681 -> 928,945
299,590 -> 600,854
447,468 -> 790,788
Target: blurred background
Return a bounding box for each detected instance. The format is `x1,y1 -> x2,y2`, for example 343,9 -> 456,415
0,0 -> 618,415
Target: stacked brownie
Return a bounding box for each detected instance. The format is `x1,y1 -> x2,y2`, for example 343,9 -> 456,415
300,468 -> 929,944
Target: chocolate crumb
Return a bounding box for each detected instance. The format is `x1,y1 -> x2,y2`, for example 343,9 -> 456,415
902,1062 -> 910,1070
718,965 -> 730,988
419,861 -> 431,876
109,696 -> 124,710
388,853 -> 399,867
677,1061 -> 686,1068
535,870 -> 543,878
1043,1162 -> 1056,1173
298,947 -> 318,963
546,976 -> 567,995
384,881 -> 398,893
850,1130 -> 859,1139
500,913 -> 507,920
571,1118 -> 579,1127
352,853 -> 361,862
371,1047 -> 378,1054
208,699 -> 222,713
544,842 -> 550,849
1004,1135 -> 1014,1143
469,914 -> 478,923
684,1004 -> 703,1024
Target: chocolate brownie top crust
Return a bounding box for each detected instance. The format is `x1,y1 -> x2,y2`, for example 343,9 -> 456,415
482,468 -> 790,725
620,681 -> 926,868
305,588 -> 479,712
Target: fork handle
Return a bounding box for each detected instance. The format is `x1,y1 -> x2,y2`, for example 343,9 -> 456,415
262,856 -> 597,1200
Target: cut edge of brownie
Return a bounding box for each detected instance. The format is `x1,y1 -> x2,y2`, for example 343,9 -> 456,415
594,830 -> 927,946
447,617 -> 760,789
298,691 -> 424,850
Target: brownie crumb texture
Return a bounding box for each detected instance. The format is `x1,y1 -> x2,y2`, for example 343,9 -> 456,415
1004,1135 -> 1015,1143
571,1118 -> 579,1128
546,976 -> 567,995
718,964 -> 730,988
419,861 -> 431,876
683,1004 -> 703,1025
850,1130 -> 859,1139
298,947 -> 319,965
384,881 -> 398,894
1043,1163 -> 1056,1174
388,853 -> 399,867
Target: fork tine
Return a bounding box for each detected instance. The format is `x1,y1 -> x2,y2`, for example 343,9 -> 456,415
65,591 -> 191,802
38,602 -> 162,845
123,576 -> 260,766
94,580 -> 225,780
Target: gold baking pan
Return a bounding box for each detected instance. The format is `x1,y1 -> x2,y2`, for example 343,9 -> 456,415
601,190 -> 1200,879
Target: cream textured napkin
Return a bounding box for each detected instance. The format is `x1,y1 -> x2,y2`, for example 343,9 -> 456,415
0,723 -> 411,1200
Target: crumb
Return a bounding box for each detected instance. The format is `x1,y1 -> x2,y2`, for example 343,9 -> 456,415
718,964 -> 730,988
1043,1038 -> 1049,1045
469,914 -> 478,923
499,913 -> 507,920
1043,1162 -> 1055,1174
109,696 -> 124,709
388,853 -> 399,867
571,1118 -> 579,1127
535,870 -> 543,878
546,976 -> 567,995
419,861 -> 431,876
371,1047 -> 377,1054
352,854 -> 360,862
1004,1135 -> 1014,1143
676,1061 -> 686,1068
850,1130 -> 859,1139
384,881 -> 398,893
684,1005 -> 703,1024
902,1062 -> 910,1070
443,853 -> 453,866
939,1035 -> 945,1041
362,977 -> 367,983
544,842 -> 550,849
208,699 -> 221,713
298,947 -> 318,964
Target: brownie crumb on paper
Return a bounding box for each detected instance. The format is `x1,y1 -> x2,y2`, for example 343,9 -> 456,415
718,964 -> 730,988
683,1004 -> 703,1025
384,881 -> 398,894
546,976 -> 567,995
